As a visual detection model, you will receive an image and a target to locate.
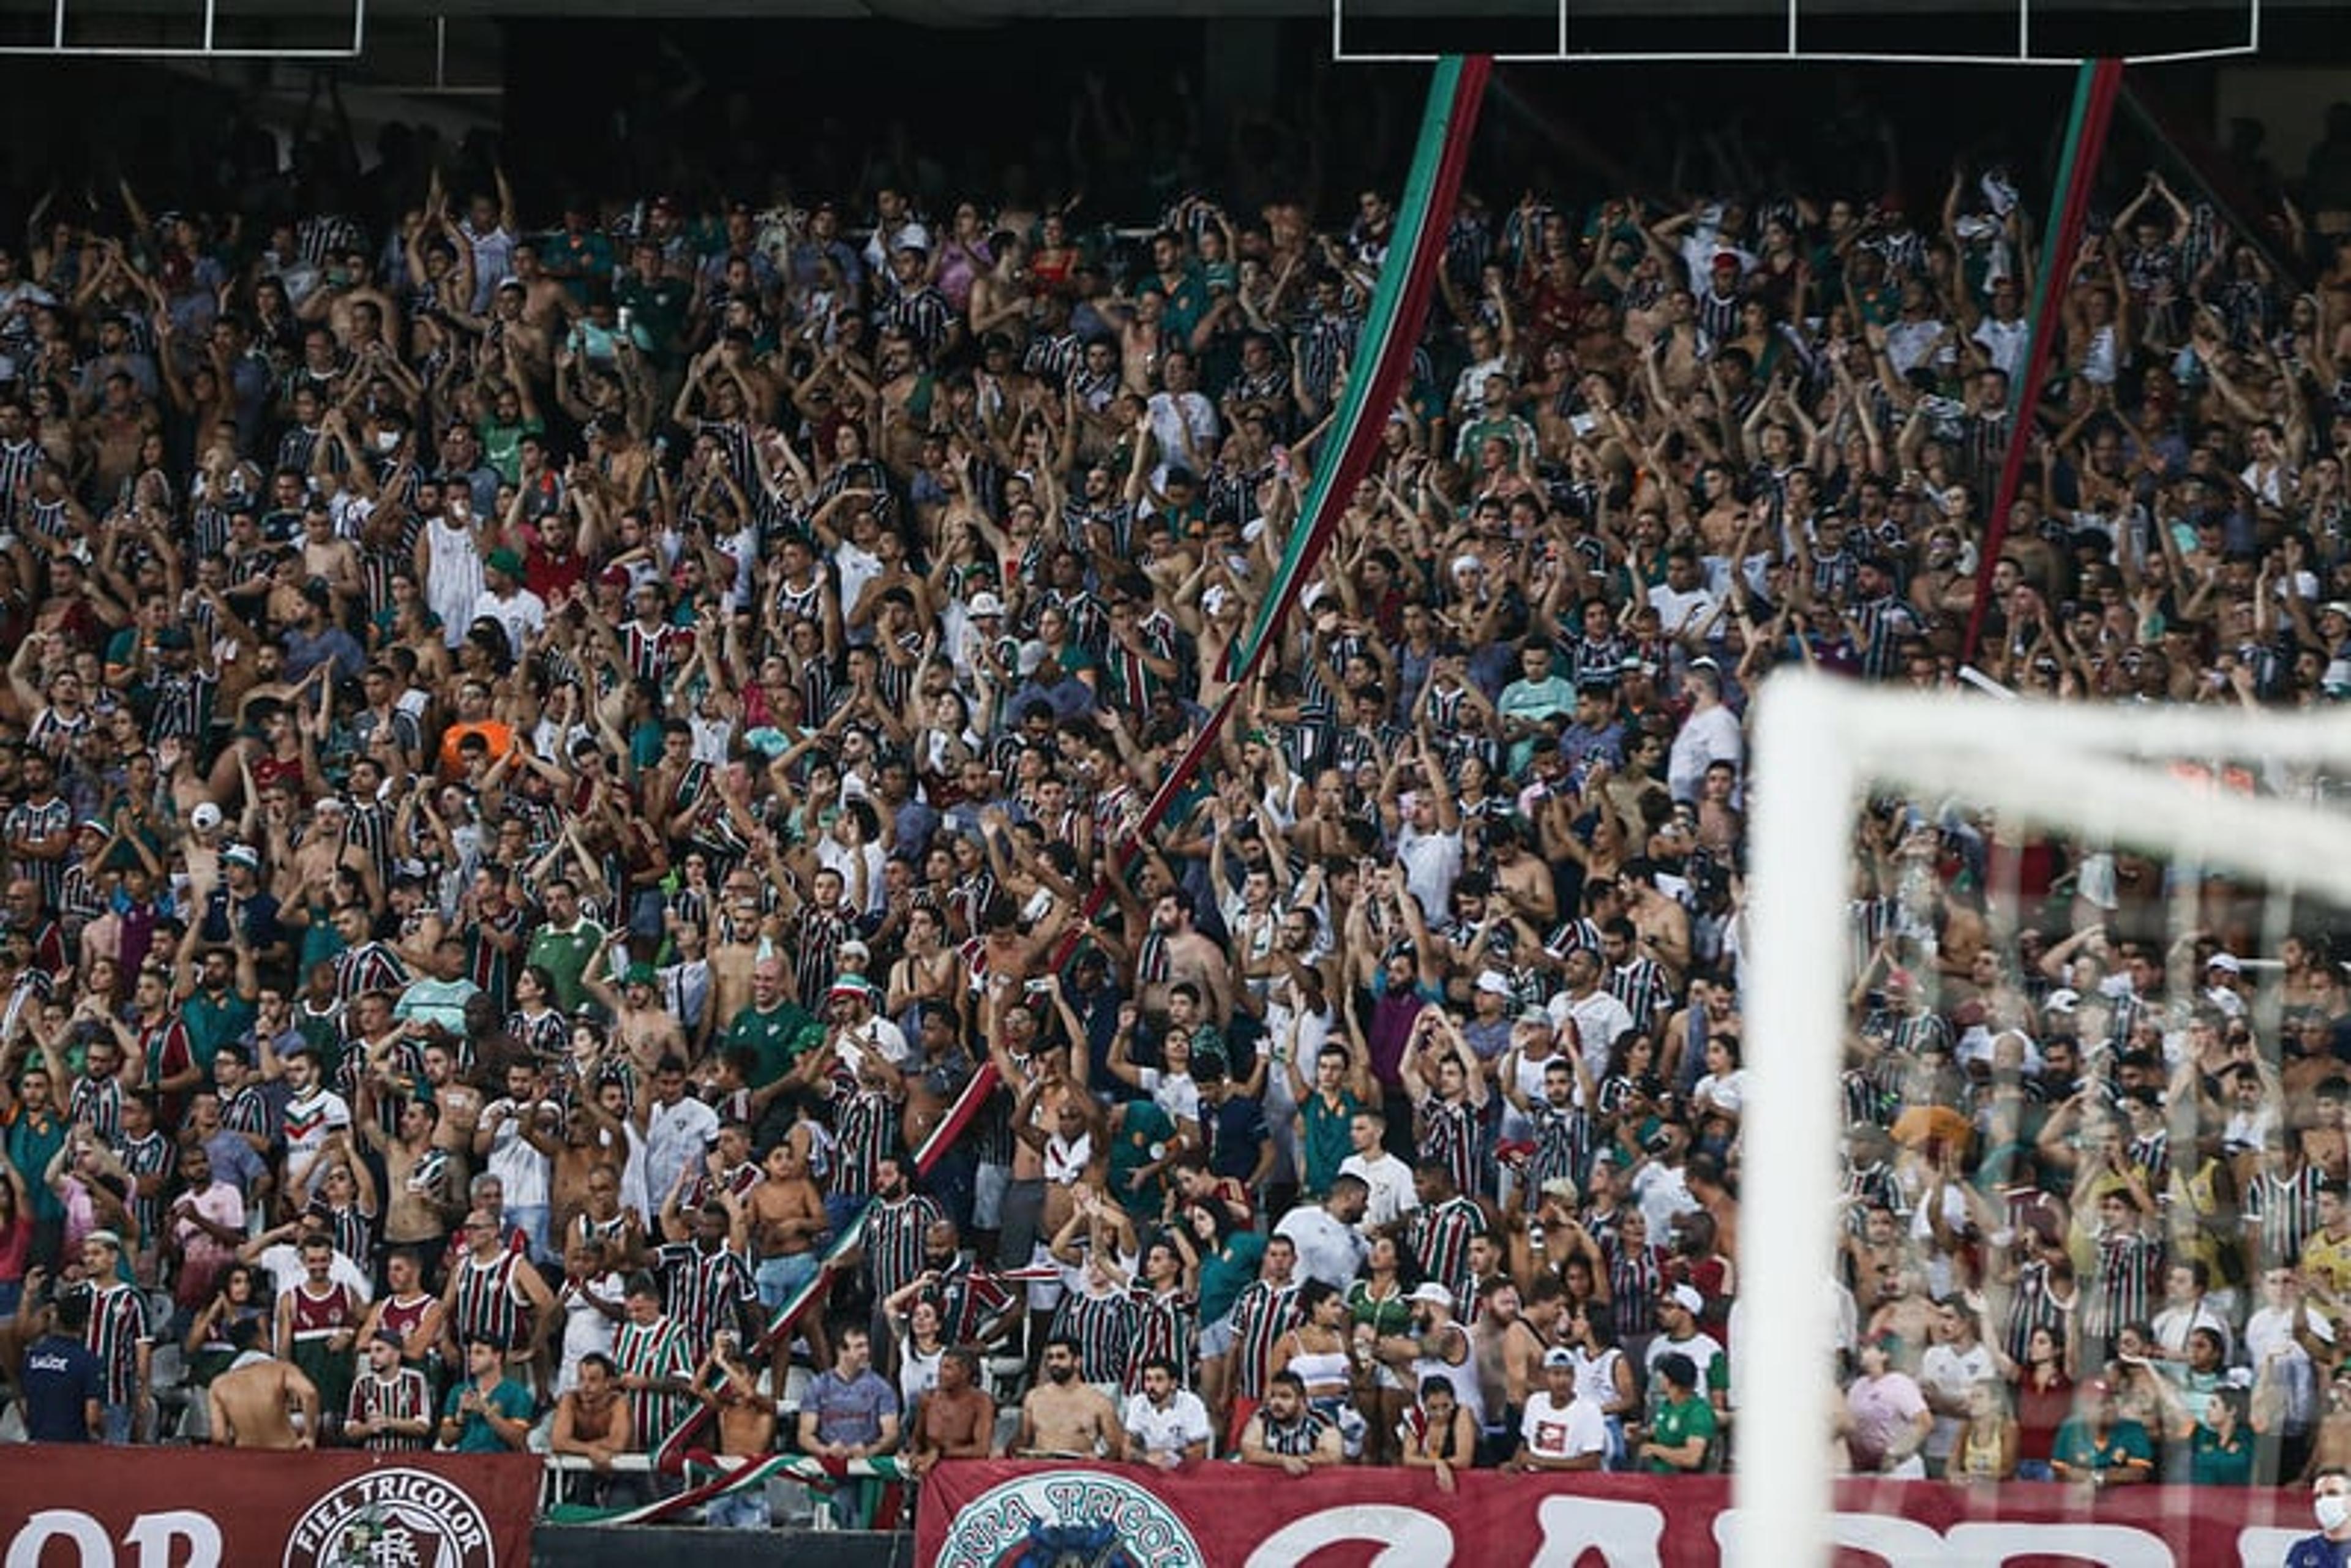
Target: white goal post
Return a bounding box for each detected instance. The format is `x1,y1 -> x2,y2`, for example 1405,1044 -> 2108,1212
1739,673 -> 2351,1566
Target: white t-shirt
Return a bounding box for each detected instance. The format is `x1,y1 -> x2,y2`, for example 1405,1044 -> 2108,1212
1644,1330 -> 1727,1397
1123,1389 -> 1213,1457
1649,583 -> 1720,640
834,1013 -> 910,1074
1145,391 -> 1220,489
1692,1069 -> 1749,1118
1338,1150 -> 1419,1231
1632,1160 -> 1699,1240
256,1241 -> 373,1304
1275,1204 -> 1370,1293
1395,826 -> 1462,922
555,1270 -> 626,1393
1520,1389 -> 1608,1465
481,1098 -> 554,1208
1134,1067 -> 1201,1130
1916,1340 -> 1995,1461
644,1094 -> 719,1213
1667,703 -> 1744,805
1555,989 -> 1637,1078
470,585 -> 547,658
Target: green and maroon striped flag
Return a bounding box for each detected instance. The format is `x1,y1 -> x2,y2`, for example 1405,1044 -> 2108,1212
1237,53 -> 1492,672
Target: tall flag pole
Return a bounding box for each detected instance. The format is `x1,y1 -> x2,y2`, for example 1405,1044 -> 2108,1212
1962,57 -> 2127,666
606,58 -> 1496,1520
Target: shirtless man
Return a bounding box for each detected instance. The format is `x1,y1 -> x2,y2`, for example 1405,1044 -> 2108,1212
549,1112 -> 615,1247
359,1091 -> 454,1254
901,1004 -> 975,1153
749,1138 -> 829,1307
585,945 -> 688,1068
695,1333 -> 781,1529
549,1351 -> 636,1472
705,872 -> 767,1030
904,1347 -> 996,1477
206,1320 -> 321,1449
1136,890 -> 1232,1026
2306,1370 -> 2351,1482
422,1041 -> 484,1188
1007,1336 -> 1125,1459
1504,1277 -> 1569,1414
698,1332 -> 779,1456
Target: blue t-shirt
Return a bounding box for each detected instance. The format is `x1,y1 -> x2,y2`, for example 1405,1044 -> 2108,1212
2286,1537 -> 2351,1568
1203,1093 -> 1268,1183
20,1331 -> 100,1441
806,1368 -> 899,1449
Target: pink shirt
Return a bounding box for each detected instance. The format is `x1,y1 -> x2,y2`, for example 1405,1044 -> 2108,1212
171,1179 -> 247,1296
1845,1371 -> 1927,1471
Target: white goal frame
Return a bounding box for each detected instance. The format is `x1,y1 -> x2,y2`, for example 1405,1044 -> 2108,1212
1332,0 -> 2260,66
0,0 -> 363,56
1741,673 -> 2351,1565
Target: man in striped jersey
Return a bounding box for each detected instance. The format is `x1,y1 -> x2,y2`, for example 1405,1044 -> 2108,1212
1406,1160 -> 1489,1308
78,1229 -> 151,1442
4,752 -> 72,912
345,1327 -> 434,1450
442,1206 -> 556,1387
1239,1370 -> 1343,1474
1218,1235 -> 1299,1451
2249,1128 -> 2331,1277
860,1152 -> 944,1324
613,1274 -> 697,1458
1597,918 -> 1676,1039
652,1195 -> 758,1354
2077,1185 -> 2164,1364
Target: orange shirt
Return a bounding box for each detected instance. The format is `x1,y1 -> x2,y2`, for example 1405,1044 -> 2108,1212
438,719 -> 519,781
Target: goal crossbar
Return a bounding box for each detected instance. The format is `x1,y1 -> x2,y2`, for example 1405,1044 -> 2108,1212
1331,0 -> 2260,65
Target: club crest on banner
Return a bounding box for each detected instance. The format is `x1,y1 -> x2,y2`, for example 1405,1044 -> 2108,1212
282,1466 -> 501,1568
932,1469 -> 1204,1568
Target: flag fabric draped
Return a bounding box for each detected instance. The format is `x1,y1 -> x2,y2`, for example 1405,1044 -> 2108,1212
1048,51 -> 1494,963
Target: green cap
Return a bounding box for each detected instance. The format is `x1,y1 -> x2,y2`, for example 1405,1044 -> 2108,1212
623,961 -> 657,988
486,547 -> 525,578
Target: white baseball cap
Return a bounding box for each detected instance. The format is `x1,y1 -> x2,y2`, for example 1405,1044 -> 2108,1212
189,803 -> 223,833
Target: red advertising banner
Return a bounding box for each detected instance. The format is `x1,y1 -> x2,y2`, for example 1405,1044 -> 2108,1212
920,1461 -> 2320,1566
0,1446 -> 538,1568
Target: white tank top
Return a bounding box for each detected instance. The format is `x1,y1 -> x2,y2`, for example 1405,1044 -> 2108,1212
1412,1322 -> 1485,1425
898,1341 -> 943,1408
1285,1345 -> 1352,1394
1571,1344 -> 1624,1410
423,516 -> 484,644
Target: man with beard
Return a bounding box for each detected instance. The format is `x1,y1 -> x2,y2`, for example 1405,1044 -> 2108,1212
859,1151 -> 945,1325
1009,1335 -> 1124,1458
1136,889 -> 1232,1028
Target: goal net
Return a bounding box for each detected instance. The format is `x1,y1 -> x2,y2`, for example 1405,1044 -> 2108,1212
1741,673 -> 2351,1564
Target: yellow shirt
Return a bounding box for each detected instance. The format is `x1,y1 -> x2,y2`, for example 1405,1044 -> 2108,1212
2300,1227 -> 2351,1298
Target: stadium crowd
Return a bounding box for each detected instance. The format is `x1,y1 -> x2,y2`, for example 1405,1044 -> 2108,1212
4,86 -> 2351,1529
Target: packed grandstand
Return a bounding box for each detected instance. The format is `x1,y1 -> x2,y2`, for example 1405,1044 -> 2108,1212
3,54 -> 2351,1544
